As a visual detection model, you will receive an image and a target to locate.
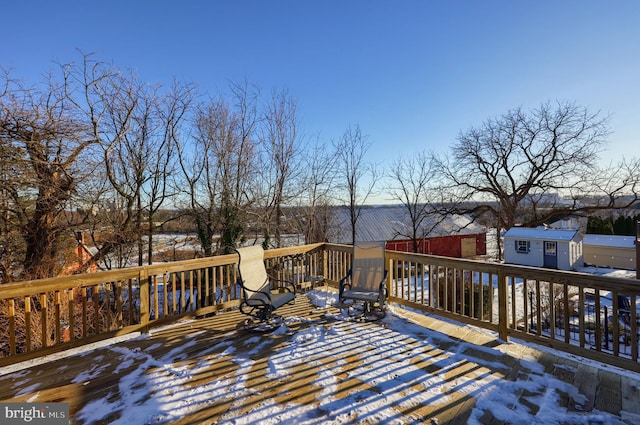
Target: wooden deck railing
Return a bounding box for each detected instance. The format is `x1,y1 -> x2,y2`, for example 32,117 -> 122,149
384,250 -> 640,373
1,242 -> 639,373
0,243 -> 328,366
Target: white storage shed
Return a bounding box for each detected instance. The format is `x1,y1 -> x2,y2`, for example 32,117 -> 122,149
503,227 -> 584,271
583,234 -> 636,270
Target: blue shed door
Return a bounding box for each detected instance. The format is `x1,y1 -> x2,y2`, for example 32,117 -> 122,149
543,241 -> 558,268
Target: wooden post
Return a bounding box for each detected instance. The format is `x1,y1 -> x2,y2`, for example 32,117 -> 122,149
322,245 -> 328,283
497,270 -> 509,341
55,291 -> 61,344
93,286 -> 99,335
385,250 -> 392,298
25,296 -> 31,352
40,293 -> 48,348
8,299 -> 15,355
81,287 -> 88,337
636,221 -> 640,279
139,269 -> 149,333
68,288 -> 75,341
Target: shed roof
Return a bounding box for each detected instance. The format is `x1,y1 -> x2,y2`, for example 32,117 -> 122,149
329,205 -> 485,244
583,234 -> 636,248
503,227 -> 581,242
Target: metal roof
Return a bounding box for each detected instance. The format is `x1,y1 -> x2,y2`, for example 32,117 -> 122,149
328,205 -> 486,244
503,227 -> 581,242
583,234 -> 636,248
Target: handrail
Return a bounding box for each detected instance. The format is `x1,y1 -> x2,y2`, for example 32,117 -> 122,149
384,249 -> 640,373
0,243 -> 327,366
1,242 -> 638,373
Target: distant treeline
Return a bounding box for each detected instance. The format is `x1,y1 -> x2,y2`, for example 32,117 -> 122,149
587,214 -> 640,236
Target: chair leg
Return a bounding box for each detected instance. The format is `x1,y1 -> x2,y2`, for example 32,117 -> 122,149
345,301 -> 385,321
241,306 -> 284,333
362,302 -> 386,321
343,300 -> 365,318
338,299 -> 386,322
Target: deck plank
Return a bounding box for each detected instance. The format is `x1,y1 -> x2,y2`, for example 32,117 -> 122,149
621,374 -> 640,415
571,363 -> 598,412
595,370 -> 622,414
1,294 -> 639,424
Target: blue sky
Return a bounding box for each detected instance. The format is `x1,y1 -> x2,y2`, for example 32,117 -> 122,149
3,1 -> 639,183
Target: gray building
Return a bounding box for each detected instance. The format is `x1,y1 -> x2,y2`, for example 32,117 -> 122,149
503,227 -> 584,271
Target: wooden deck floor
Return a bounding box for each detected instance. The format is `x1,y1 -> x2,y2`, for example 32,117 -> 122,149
1,293 -> 639,424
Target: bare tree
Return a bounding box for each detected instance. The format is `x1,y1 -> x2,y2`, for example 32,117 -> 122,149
0,66 -> 96,279
334,124 -> 378,244
257,88 -> 304,248
142,81 -> 194,264
177,83 -> 257,256
386,151 -> 441,253
293,137 -> 338,244
178,98 -> 228,256
222,80 -> 259,253
436,100 -> 640,258
57,55 -> 164,270
70,62 -> 148,270
0,75 -> 28,282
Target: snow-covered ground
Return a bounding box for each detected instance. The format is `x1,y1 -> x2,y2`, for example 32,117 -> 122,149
74,291 -> 640,424
3,290 -> 639,424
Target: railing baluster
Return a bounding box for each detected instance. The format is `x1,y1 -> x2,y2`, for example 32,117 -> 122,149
510,275 -> 516,328
139,271 -> 149,331
93,285 -> 99,335
612,291 -> 620,357
196,269 -> 202,309
127,279 -> 134,325
188,270 -> 194,311
563,283 -> 570,344
470,271 -> 475,319
152,275 -> 158,319
25,296 -> 31,352
81,287 -> 88,337
631,294 -> 638,362
106,283 -> 112,331
55,291 -> 61,343
116,281 -> 123,328
203,267 -> 210,306
578,287 -> 585,348
523,278 -> 529,332
68,288 -> 75,341
595,289 -> 602,351
9,299 -> 15,355
549,281 -> 556,340
535,280 -> 542,336
497,269 -> 508,341
40,293 -> 47,349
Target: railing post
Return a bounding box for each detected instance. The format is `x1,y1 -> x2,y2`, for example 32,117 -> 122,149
139,269 -> 149,333
529,291 -> 534,330
636,221 -> 639,280
497,270 -> 509,341
322,245 -> 328,283
604,306 -> 609,350
386,252 -> 392,298
40,293 -> 48,349
8,299 -> 16,355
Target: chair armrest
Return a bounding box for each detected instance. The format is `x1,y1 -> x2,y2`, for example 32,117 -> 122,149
269,276 -> 297,295
379,269 -> 389,298
339,269 -> 353,297
238,276 -> 273,306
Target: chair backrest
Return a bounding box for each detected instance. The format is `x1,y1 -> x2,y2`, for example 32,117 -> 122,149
351,241 -> 386,291
236,245 -> 269,293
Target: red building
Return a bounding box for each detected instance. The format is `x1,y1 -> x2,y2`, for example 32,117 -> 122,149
330,205 -> 487,259
386,233 -> 486,258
